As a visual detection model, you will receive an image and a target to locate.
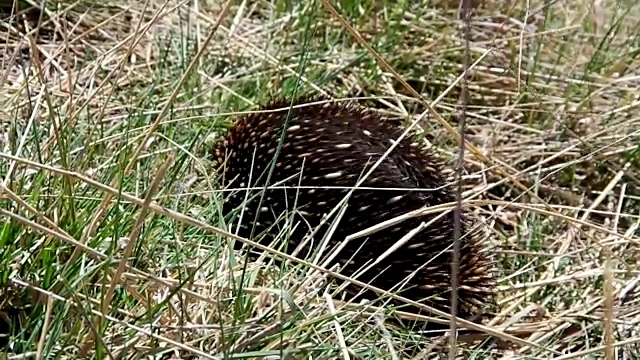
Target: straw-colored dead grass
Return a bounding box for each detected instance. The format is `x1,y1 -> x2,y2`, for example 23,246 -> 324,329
1,0 -> 639,358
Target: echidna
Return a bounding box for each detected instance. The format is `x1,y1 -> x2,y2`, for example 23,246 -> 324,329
211,95 -> 495,330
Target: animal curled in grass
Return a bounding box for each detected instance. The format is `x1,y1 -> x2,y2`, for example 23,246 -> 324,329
210,95 -> 496,333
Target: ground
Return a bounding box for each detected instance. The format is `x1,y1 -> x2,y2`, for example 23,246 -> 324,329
1,0 -> 639,359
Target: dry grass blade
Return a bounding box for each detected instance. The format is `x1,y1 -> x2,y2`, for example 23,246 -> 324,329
2,0 -> 639,358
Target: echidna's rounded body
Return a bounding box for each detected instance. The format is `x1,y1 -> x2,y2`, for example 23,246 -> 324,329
211,96 -> 495,328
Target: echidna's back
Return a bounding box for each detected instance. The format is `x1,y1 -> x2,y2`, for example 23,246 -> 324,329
212,96 -> 494,325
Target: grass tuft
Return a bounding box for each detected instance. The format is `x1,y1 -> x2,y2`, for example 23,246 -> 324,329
1,0 -> 640,358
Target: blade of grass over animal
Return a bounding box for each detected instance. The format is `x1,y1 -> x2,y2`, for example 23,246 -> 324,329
324,291 -> 351,359
341,211 -> 452,295
449,0 -> 473,356
232,5 -> 320,356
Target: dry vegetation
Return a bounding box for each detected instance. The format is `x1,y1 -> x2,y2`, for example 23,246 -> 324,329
1,0 -> 640,358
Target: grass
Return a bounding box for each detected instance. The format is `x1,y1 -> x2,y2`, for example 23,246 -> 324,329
1,0 -> 640,358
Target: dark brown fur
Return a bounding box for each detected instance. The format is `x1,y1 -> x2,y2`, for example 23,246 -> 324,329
211,95 -> 495,330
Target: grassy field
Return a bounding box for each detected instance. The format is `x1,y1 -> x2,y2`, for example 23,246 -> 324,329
1,0 -> 640,358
